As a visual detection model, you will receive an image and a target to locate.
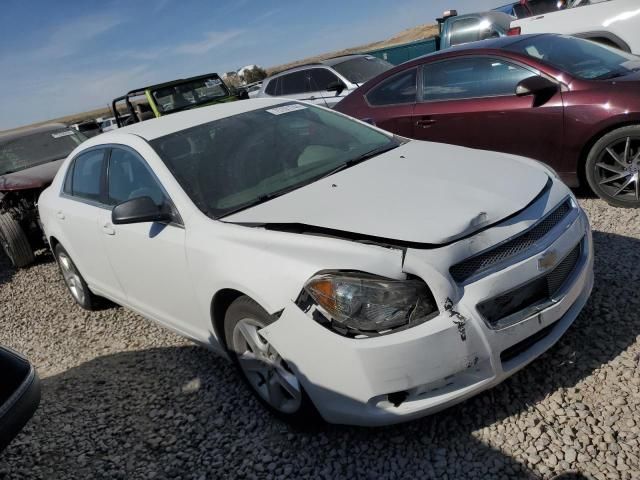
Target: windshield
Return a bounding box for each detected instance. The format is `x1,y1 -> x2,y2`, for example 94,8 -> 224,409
151,76 -> 231,114
150,103 -> 398,218
0,129 -> 86,176
506,35 -> 640,80
332,56 -> 393,84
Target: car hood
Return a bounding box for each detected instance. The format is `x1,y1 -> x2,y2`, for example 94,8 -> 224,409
223,141 -> 549,245
0,159 -> 64,192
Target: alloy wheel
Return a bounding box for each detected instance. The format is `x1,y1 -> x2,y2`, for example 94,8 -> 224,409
594,136 -> 640,202
57,251 -> 86,305
232,318 -> 302,414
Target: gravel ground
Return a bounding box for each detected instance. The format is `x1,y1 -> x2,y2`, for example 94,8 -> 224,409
0,198 -> 639,480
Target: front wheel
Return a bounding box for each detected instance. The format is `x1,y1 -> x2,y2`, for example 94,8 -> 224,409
585,126 -> 640,208
0,212 -> 35,268
224,296 -> 317,423
54,244 -> 101,310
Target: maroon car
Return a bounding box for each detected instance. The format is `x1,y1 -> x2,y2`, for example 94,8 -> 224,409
335,34 -> 640,207
0,124 -> 86,267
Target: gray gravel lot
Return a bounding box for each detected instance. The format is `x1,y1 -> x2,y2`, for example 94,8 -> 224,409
0,198 -> 639,480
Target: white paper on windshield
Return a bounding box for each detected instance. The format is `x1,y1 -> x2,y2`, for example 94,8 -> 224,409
205,79 -> 222,87
51,130 -> 75,139
266,104 -> 307,115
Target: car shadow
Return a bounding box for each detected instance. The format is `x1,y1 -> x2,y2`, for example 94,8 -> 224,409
1,231 -> 636,479
0,251 -> 13,287
0,249 -> 55,287
571,186 -> 598,200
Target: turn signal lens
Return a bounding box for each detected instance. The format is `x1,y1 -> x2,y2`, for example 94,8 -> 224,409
507,27 -> 521,36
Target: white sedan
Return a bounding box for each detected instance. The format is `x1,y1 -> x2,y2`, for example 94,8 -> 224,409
38,99 -> 594,426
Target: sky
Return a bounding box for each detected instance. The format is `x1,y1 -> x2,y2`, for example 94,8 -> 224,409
0,0 -> 499,130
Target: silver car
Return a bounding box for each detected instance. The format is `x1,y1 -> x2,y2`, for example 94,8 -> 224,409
258,54 -> 393,108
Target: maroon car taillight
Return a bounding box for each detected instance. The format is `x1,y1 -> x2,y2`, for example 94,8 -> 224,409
507,26 -> 521,36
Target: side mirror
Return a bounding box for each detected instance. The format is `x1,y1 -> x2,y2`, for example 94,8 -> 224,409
516,76 -> 558,96
112,196 -> 172,225
0,345 -> 41,452
326,80 -> 346,96
516,76 -> 559,106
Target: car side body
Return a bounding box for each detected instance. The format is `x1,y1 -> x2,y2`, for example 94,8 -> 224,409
0,124 -> 87,267
38,99 -> 593,425
510,0 -> 640,54
334,34 -> 640,193
258,55 -> 393,108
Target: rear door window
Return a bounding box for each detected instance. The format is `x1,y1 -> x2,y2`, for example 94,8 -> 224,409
422,57 -> 534,102
69,150 -> 105,202
366,69 -> 417,106
279,71 -> 309,95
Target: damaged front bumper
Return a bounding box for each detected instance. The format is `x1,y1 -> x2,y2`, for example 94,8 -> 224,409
260,200 -> 593,426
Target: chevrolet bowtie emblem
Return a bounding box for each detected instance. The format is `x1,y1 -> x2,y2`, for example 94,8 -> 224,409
538,250 -> 559,271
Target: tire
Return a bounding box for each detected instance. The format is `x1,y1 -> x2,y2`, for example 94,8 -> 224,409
224,296 -> 318,424
0,212 -> 35,268
585,125 -> 640,208
53,244 -> 100,310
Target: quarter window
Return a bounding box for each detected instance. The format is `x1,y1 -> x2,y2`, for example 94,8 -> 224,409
69,150 -> 105,202
264,78 -> 279,96
107,148 -> 166,206
366,69 -> 417,106
422,57 -> 535,102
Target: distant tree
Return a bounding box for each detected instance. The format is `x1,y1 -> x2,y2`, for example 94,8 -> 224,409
242,66 -> 268,84
223,74 -> 242,89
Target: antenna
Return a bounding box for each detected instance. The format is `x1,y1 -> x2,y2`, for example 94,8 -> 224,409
307,70 -> 331,108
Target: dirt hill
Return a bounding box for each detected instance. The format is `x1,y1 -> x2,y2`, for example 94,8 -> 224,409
269,23 -> 438,74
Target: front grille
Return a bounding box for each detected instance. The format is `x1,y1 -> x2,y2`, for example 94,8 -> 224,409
477,241 -> 582,329
450,199 -> 573,283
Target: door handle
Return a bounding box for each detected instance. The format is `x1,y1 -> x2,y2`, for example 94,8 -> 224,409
415,118 -> 436,128
56,211 -> 65,220
102,223 -> 115,236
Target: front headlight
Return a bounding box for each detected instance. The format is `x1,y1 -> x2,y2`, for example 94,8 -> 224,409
301,272 -> 438,335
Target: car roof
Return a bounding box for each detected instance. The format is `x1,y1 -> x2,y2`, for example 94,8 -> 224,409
268,54 -> 374,79
321,54 -> 377,66
448,33 -> 544,52
0,123 -> 69,143
93,98 -> 290,142
409,33 -> 546,63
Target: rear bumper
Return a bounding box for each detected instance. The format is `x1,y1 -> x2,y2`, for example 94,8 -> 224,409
261,207 -> 593,426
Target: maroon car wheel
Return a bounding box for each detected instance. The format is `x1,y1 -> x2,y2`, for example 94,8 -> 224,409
586,126 -> 640,208
0,213 -> 35,268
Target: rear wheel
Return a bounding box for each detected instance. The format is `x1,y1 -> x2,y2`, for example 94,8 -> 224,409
224,296 -> 317,423
585,126 -> 640,208
0,212 -> 35,268
54,244 -> 100,310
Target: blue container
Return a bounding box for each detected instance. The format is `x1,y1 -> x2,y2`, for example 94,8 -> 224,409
362,37 -> 437,65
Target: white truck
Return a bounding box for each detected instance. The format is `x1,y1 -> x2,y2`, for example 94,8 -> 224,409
510,0 -> 640,54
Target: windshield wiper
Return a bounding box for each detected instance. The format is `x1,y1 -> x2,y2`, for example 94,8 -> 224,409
595,70 -> 627,80
216,183 -> 308,219
319,142 -> 399,180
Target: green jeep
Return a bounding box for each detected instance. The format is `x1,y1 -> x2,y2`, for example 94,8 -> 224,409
112,73 -> 243,127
